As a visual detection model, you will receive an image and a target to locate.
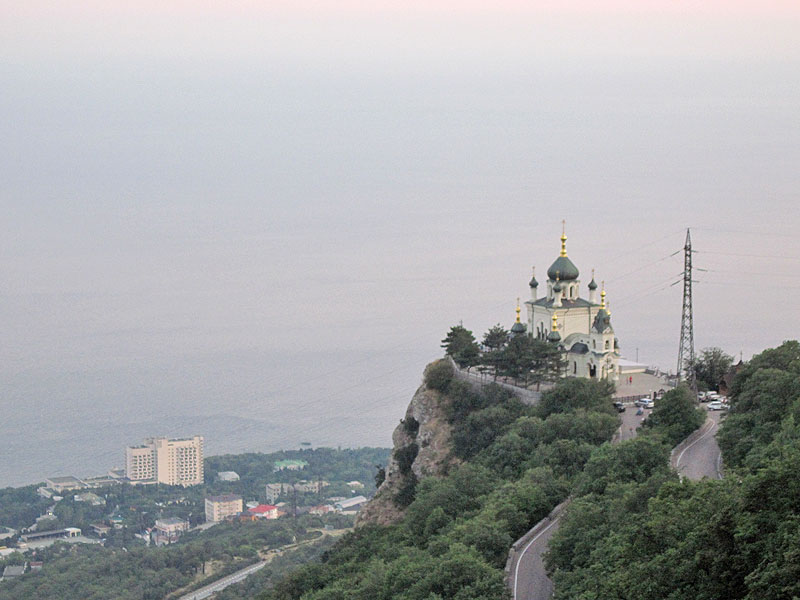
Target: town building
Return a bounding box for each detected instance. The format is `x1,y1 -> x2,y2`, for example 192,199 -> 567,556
205,494 -> 243,523
81,475 -> 120,488
20,527 -> 82,543
91,523 -> 111,537
217,471 -> 240,482
44,476 -> 85,493
125,436 -> 204,486
335,496 -> 368,513
74,492 -> 105,506
153,517 -> 189,545
265,480 -> 328,503
248,504 -> 279,519
309,504 -> 335,515
273,459 -> 308,472
2,565 -> 26,579
524,225 -> 621,382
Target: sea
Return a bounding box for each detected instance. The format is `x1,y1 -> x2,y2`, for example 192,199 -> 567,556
1,347 -> 428,488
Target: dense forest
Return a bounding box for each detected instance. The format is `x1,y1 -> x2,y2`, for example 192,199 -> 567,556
248,361 -> 626,600
546,340 -> 800,599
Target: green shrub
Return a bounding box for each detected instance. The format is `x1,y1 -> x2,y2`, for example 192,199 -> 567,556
425,361 -> 454,392
394,443 -> 419,476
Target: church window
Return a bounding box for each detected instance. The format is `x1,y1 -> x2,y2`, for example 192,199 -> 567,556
592,340 -> 596,349
573,361 -> 577,374
604,340 -> 610,350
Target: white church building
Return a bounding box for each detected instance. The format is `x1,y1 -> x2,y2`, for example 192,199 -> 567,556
523,226 -> 620,382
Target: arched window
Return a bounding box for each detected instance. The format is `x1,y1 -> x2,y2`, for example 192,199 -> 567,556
573,361 -> 577,374
604,340 -> 610,350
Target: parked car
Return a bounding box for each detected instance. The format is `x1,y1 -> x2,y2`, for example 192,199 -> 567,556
644,400 -> 655,409
708,401 -> 724,411
613,401 -> 626,413
635,397 -> 650,407
697,391 -> 708,402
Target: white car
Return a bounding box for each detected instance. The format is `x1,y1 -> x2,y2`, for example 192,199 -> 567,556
707,401 -> 724,411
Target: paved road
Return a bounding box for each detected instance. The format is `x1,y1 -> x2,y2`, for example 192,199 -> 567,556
510,407 -> 646,600
673,410 -> 723,481
511,519 -> 561,600
178,561 -> 267,600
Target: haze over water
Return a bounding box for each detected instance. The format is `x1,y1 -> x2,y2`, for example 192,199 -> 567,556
2,2 -> 799,486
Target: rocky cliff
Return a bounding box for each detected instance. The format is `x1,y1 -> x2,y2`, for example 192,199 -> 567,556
356,360 -> 459,526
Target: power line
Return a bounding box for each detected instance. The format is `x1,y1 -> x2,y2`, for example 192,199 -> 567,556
611,276 -> 684,310
696,250 -> 800,261
600,229 -> 686,266
693,226 -> 798,239
700,268 -> 800,280
695,280 -> 800,291
605,250 -> 682,284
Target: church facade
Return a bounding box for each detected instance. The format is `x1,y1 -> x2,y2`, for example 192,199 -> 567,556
523,227 -> 620,382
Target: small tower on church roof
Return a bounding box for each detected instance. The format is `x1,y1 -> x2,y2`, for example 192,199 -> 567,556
553,274 -> 563,307
529,267 -> 538,301
588,269 -> 598,304
510,298 -> 527,337
547,312 -> 561,343
593,283 -> 613,333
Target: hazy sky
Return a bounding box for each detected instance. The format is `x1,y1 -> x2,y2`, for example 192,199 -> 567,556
1,1 -> 799,484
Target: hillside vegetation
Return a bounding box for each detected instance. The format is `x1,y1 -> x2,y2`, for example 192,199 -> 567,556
252,360 -> 623,600
546,341 -> 800,600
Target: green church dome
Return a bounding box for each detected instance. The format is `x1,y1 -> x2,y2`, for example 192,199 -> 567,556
548,226 -> 579,281
547,256 -> 579,282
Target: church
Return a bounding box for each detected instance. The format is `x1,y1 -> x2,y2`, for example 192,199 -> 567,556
517,225 -> 620,382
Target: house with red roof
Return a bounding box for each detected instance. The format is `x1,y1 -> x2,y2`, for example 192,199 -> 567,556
248,504 -> 279,519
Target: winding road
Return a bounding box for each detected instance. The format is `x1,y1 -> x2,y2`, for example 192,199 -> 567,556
672,411 -> 723,480
509,407 -> 723,600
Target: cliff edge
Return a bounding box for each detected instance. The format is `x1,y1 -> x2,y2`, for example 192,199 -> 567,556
356,360 -> 459,526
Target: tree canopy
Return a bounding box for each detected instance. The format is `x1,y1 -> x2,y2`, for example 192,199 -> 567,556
440,325 -> 480,368
546,340 -> 800,600
642,385 -> 706,446
252,375 -> 623,600
691,346 -> 734,391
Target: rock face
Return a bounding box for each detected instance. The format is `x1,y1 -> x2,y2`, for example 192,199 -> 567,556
356,360 -> 458,526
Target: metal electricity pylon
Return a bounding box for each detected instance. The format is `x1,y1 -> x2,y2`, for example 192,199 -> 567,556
677,228 -> 696,389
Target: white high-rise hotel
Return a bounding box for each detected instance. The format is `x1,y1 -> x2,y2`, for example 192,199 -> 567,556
125,436 -> 204,486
